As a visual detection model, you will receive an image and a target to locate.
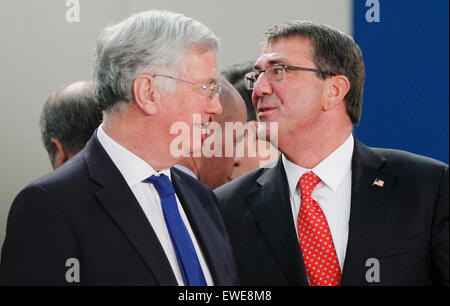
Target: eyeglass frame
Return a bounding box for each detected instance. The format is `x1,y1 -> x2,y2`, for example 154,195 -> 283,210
244,63 -> 337,90
153,74 -> 222,101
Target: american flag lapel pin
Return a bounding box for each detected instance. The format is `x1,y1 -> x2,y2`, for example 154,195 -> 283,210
372,178 -> 384,187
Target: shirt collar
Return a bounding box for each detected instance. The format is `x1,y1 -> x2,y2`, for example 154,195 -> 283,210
282,134 -> 354,195
97,124 -> 172,187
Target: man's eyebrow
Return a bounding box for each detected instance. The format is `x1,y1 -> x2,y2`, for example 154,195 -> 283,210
196,77 -> 218,85
209,77 -> 219,84
254,58 -> 288,71
268,59 -> 286,66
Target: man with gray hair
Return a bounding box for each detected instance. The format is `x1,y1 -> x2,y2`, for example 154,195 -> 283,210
1,10 -> 238,286
40,81 -> 102,169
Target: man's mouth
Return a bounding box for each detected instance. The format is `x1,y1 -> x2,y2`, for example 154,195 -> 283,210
194,122 -> 211,135
257,105 -> 278,118
194,122 -> 210,129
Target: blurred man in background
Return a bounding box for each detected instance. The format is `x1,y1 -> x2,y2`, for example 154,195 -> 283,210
222,62 -> 279,180
221,61 -> 255,122
40,81 -> 102,169
176,78 -> 247,189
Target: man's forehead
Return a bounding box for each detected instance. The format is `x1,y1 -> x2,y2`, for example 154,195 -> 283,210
189,66 -> 218,84
254,37 -> 313,69
194,65 -> 219,84
254,52 -> 287,70
185,48 -> 219,83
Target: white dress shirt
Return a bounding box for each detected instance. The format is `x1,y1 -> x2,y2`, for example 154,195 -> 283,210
282,134 -> 354,270
97,124 -> 213,286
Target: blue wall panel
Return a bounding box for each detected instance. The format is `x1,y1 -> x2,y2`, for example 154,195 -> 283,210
353,0 -> 449,163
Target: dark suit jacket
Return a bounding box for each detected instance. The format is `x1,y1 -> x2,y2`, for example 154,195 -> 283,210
0,134 -> 238,285
215,139 -> 449,286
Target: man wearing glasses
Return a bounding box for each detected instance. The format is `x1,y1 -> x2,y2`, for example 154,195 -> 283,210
216,21 -> 448,286
0,10 -> 238,286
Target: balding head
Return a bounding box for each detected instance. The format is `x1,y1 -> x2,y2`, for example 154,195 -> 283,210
57,81 -> 93,100
40,81 -> 102,169
177,78 -> 247,189
214,78 -> 247,126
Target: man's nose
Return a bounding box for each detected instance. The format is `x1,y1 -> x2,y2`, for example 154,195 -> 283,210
206,94 -> 222,115
252,72 -> 273,99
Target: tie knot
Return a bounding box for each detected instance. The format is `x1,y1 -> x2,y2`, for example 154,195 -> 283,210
143,174 -> 175,198
299,171 -> 321,195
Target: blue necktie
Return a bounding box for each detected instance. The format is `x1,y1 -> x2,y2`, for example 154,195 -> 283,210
143,174 -> 207,286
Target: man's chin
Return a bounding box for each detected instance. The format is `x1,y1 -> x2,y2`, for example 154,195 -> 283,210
257,121 -> 278,148
256,121 -> 271,140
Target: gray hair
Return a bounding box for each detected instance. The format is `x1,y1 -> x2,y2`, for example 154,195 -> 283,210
93,10 -> 219,114
40,81 -> 102,164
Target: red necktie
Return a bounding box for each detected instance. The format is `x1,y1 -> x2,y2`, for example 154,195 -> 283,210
297,172 -> 341,286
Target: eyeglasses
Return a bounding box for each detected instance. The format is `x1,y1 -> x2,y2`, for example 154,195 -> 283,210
244,63 -> 336,90
153,74 -> 222,101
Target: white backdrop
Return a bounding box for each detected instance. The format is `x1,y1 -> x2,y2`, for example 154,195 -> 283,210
0,0 -> 351,249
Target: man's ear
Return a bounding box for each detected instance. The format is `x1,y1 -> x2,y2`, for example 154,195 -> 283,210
50,138 -> 68,169
322,75 -> 350,111
132,74 -> 157,115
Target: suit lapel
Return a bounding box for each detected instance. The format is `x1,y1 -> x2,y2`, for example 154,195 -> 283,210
170,168 -> 234,285
341,139 -> 394,285
84,134 -> 178,285
247,160 -> 309,285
